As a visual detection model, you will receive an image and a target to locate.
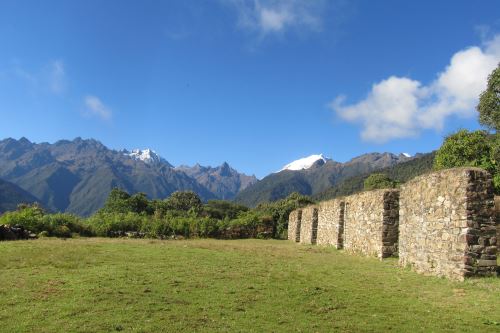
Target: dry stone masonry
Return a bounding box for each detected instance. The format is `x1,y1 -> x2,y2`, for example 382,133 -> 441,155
288,167 -> 498,280
344,189 -> 399,259
299,205 -> 319,245
495,196 -> 500,246
317,199 -> 345,248
399,168 -> 497,280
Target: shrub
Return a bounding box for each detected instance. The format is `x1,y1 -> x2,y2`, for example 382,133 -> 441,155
434,130 -> 499,193
85,212 -> 147,237
42,213 -> 91,237
0,204 -> 45,232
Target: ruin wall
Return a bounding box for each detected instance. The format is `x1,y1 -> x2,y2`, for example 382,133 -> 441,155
495,196 -> 500,247
399,168 -> 497,280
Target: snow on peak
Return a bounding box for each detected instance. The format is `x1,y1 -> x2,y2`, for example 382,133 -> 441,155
126,148 -> 171,166
279,154 -> 329,172
402,152 -> 412,158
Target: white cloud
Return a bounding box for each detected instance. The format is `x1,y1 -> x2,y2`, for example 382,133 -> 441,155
10,59 -> 67,95
329,35 -> 500,143
226,0 -> 325,36
48,60 -> 66,94
84,95 -> 112,121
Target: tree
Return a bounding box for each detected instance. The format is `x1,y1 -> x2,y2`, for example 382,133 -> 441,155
434,130 -> 493,170
101,188 -> 132,214
363,173 -> 396,191
100,189 -> 153,215
434,129 -> 498,193
202,200 -> 248,220
128,192 -> 153,215
164,191 -> 202,212
477,63 -> 500,131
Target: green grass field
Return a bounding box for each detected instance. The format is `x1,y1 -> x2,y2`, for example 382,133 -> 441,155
0,238 -> 499,332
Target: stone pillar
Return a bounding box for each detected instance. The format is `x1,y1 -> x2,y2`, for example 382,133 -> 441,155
288,209 -> 302,243
317,199 -> 345,248
399,168 -> 497,280
343,189 -> 399,259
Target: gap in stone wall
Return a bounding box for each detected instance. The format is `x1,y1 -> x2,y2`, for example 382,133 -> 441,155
311,208 -> 318,245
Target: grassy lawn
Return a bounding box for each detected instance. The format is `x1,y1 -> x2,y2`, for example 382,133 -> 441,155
0,238 -> 499,332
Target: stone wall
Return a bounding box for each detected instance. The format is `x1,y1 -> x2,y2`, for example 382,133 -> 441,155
317,199 -> 345,248
0,225 -> 37,241
287,209 -> 302,242
399,168 -> 497,280
300,205 -> 319,245
495,196 -> 500,248
343,189 -> 399,259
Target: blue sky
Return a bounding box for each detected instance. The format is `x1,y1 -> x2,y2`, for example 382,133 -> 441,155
0,0 -> 499,178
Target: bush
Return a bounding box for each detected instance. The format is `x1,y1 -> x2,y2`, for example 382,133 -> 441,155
42,213 -> 91,237
256,192 -> 314,239
434,130 -> 499,193
0,204 -> 45,232
202,200 -> 248,220
85,212 -> 147,237
0,205 -> 90,237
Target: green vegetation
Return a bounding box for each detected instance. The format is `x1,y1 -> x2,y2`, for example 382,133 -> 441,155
434,129 -> 499,193
0,190 -> 313,240
363,173 -> 397,191
0,238 -> 498,332
314,152 -> 436,201
0,203 -> 91,237
255,192 -> 314,238
477,63 -> 500,131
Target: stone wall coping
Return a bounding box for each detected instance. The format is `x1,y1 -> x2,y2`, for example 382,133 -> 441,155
401,167 -> 490,188
344,188 -> 399,201
318,198 -> 345,206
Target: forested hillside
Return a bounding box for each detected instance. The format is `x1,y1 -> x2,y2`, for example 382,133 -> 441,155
313,152 -> 436,201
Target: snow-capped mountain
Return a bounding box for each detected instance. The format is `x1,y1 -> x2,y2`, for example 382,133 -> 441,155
402,153 -> 412,158
237,151 -> 427,207
125,148 -> 173,167
279,154 -> 330,172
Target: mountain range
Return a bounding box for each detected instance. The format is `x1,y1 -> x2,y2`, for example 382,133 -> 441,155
0,137 -> 257,216
234,152 -> 418,207
0,136 -> 432,216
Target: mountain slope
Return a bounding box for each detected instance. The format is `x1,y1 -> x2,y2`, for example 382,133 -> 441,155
313,152 -> 436,201
0,138 -> 255,216
176,162 -> 257,200
0,178 -> 39,214
235,152 -> 413,207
